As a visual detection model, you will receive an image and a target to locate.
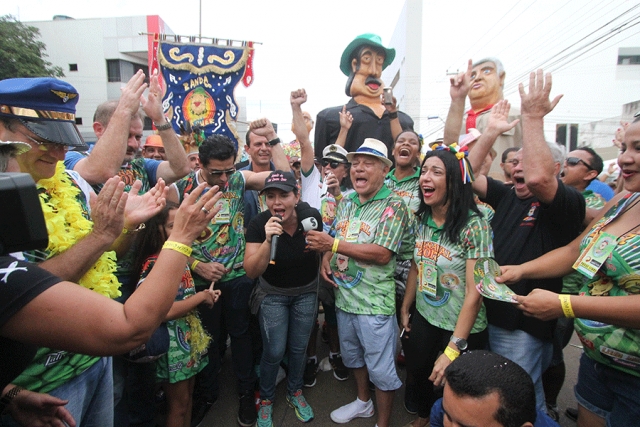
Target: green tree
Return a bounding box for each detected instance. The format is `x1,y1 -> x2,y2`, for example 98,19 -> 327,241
0,15 -> 64,80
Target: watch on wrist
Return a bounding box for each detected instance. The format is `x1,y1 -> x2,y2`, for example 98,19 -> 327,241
154,121 -> 172,131
450,335 -> 468,352
268,137 -> 281,146
0,386 -> 23,414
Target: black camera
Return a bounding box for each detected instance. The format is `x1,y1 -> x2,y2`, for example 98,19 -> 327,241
0,173 -> 48,255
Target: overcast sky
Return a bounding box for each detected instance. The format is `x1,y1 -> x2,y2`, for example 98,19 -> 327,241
2,0 -> 639,145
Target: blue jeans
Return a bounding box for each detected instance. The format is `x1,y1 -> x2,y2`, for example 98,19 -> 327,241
195,275 -> 257,400
2,357 -> 114,427
488,325 -> 552,412
575,353 -> 640,427
259,291 -> 317,401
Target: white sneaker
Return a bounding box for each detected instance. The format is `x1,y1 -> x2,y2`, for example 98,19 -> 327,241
330,398 -> 374,423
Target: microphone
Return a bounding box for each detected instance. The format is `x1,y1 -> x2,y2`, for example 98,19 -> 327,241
298,203 -> 323,232
301,217 -> 320,232
269,214 -> 282,265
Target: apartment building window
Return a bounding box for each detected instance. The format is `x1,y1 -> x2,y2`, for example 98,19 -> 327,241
107,60 -> 121,82
75,117 -> 83,125
107,60 -> 150,83
617,47 -> 640,65
618,55 -> 640,65
69,63 -> 78,72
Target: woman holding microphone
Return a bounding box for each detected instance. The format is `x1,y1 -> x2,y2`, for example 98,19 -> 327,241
244,170 -> 322,427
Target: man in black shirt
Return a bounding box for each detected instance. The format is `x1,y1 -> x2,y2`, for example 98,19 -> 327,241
467,71 -> 585,412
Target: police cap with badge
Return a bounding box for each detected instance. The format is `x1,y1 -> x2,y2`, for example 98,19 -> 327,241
0,78 -> 87,150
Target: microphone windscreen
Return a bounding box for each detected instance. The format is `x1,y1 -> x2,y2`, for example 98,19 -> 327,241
301,217 -> 320,232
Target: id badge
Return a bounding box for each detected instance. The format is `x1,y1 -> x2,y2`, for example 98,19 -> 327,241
212,199 -> 230,224
346,220 -> 361,243
573,232 -> 616,279
418,259 -> 438,298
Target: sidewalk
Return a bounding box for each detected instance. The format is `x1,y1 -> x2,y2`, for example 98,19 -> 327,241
199,316 -> 583,427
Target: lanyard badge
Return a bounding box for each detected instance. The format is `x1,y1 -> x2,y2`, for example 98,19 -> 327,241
573,231 -> 616,279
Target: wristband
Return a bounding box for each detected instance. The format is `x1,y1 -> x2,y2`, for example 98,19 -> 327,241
163,241 -> 192,257
191,260 -> 200,270
444,346 -> 460,362
334,193 -> 343,201
558,294 -> 575,318
154,121 -> 172,131
0,386 -> 23,414
268,137 -> 281,146
332,238 -> 340,253
388,111 -> 398,120
122,223 -> 146,235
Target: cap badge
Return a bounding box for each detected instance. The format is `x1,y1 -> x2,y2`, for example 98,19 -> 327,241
51,90 -> 78,103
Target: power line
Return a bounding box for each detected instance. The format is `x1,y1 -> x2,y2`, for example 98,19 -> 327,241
446,0 -> 528,70
502,5 -> 640,93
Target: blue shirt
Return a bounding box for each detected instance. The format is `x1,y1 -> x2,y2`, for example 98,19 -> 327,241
430,398 -> 560,427
586,179 -> 614,201
239,161 -> 275,228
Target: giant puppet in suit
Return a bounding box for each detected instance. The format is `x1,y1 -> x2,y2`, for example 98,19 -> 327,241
315,34 -> 414,162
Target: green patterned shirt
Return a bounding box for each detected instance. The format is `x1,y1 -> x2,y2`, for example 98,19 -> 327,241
15,171 -> 100,393
173,171 -> 247,286
385,168 -> 421,213
562,189 -> 606,294
331,185 -> 412,315
574,193 -> 640,377
413,212 -> 493,332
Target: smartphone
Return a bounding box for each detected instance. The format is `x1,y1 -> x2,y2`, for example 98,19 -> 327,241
383,87 -> 393,105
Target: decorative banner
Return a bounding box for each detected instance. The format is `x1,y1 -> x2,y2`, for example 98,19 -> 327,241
158,40 -> 254,149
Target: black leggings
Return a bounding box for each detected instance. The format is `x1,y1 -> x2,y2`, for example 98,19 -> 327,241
403,311 -> 488,418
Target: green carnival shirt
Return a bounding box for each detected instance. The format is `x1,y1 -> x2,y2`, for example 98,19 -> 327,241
330,185 -> 411,315
173,170 -> 247,286
574,193 -> 640,377
561,189 -> 606,294
385,168 -> 421,214
16,172 -> 100,393
413,212 -> 493,333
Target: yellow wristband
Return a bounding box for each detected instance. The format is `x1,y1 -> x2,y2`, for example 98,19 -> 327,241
163,241 -> 192,257
190,260 -> 200,270
558,294 -> 575,318
335,193 -> 343,201
332,238 -> 340,253
444,346 -> 460,362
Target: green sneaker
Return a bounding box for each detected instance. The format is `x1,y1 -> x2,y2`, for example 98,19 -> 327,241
286,389 -> 314,422
256,399 -> 274,427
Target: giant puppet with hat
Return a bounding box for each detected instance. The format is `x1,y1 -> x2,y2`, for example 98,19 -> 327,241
314,33 -> 414,163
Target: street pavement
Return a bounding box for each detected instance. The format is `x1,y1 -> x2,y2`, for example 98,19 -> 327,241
198,316 -> 583,427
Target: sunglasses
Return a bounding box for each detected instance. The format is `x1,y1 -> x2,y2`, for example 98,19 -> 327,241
321,159 -> 348,169
291,161 -> 301,169
18,130 -> 70,152
206,167 -> 236,176
565,157 -> 594,170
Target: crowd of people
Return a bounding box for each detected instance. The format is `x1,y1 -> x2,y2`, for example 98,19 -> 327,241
0,32 -> 638,427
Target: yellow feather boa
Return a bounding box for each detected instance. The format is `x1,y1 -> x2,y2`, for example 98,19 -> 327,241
37,163 -> 121,298
185,310 -> 211,363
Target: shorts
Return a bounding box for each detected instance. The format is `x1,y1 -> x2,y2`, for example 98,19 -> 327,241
574,353 -> 640,427
336,308 -> 402,391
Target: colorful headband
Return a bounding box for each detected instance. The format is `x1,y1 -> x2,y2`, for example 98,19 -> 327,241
430,142 -> 475,184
